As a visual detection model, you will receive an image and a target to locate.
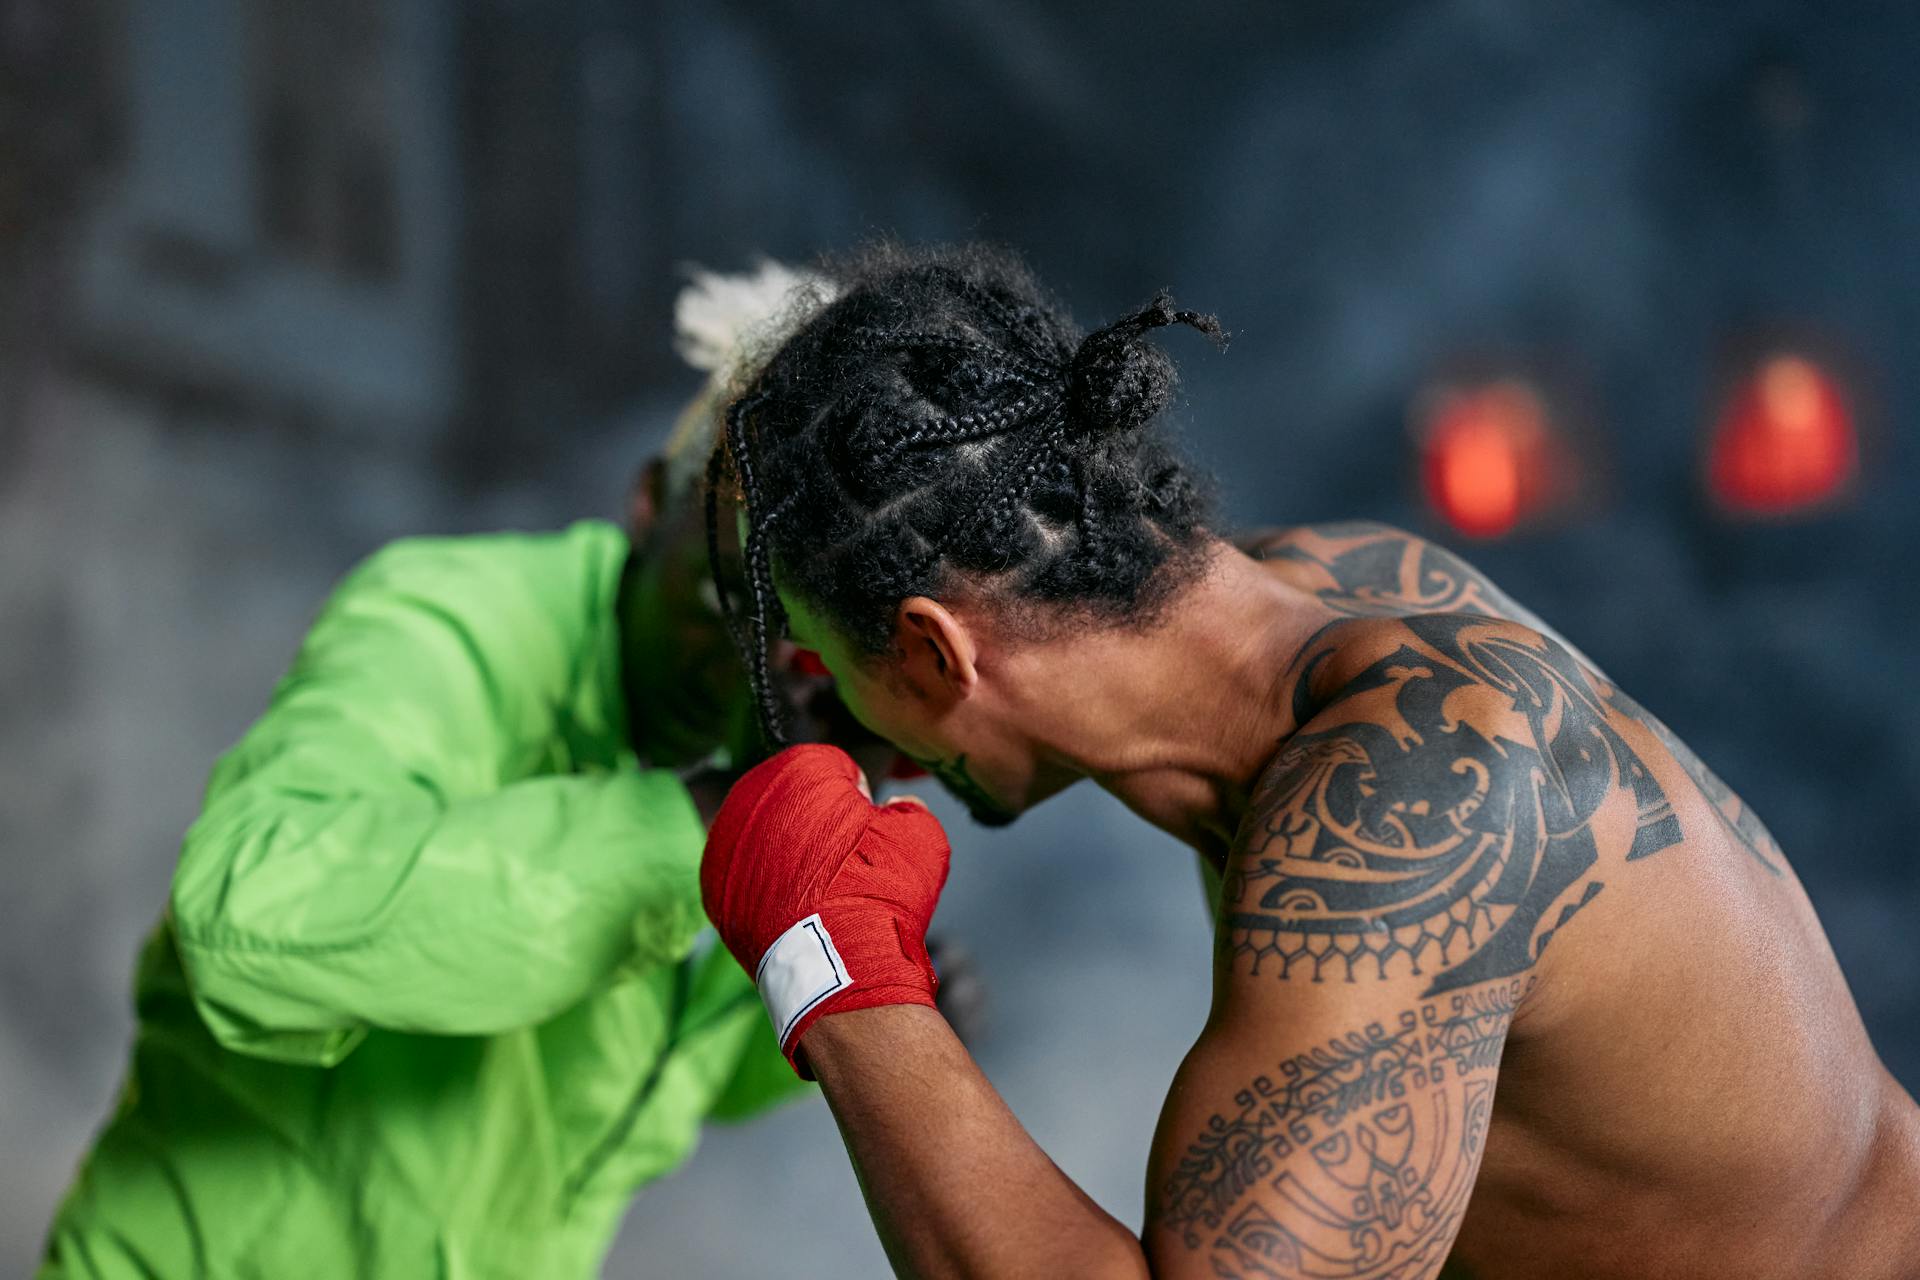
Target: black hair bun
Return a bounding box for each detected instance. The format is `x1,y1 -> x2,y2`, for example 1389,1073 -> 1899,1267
1067,291 -> 1227,436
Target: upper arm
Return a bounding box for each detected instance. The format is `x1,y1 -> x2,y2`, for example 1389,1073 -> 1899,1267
1142,616 -> 1639,1278
175,530 -> 600,948
165,527 -> 701,1054
1145,976 -> 1517,1279
201,529 -> 607,803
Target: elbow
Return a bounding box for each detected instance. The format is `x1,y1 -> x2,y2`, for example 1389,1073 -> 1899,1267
168,803 -> 246,942
943,1223 -> 1148,1280
169,782 -> 391,949
169,785 -> 299,945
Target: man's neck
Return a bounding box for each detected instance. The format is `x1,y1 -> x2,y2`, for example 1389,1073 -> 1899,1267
1003,542 -> 1341,858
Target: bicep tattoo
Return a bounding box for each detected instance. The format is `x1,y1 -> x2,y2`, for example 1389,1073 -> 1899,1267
1155,979 -> 1526,1278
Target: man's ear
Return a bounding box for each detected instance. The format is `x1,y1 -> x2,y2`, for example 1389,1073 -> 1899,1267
629,457 -> 670,542
896,597 -> 979,697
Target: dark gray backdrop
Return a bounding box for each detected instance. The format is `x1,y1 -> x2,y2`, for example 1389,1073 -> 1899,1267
3,2 -> 1915,1276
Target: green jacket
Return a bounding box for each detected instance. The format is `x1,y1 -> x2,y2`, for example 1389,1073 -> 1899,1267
41,522 -> 805,1280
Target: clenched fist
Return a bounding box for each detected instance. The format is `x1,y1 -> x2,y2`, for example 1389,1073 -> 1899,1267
701,744 -> 952,1077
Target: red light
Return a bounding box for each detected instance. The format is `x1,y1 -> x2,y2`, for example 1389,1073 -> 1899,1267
1708,355 -> 1856,515
1418,380 -> 1555,538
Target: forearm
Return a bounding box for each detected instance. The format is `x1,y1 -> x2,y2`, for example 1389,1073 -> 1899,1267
173,768 -> 707,1053
806,1005 -> 1148,1280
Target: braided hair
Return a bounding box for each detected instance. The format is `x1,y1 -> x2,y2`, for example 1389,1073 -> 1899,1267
706,241 -> 1227,744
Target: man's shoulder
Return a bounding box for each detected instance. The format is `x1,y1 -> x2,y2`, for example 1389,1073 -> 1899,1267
1277,607 -> 1572,734
1239,519 -> 1543,624
1244,518 -> 1614,691
1235,518 -> 1436,567
1233,607 -> 1636,999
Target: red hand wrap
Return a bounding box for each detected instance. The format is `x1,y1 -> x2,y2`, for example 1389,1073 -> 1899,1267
701,744 -> 951,1078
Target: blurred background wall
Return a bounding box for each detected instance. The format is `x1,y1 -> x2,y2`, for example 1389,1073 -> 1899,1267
3,1 -> 1917,1275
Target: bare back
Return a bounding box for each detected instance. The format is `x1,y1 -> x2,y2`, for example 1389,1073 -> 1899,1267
1163,522 -> 1920,1279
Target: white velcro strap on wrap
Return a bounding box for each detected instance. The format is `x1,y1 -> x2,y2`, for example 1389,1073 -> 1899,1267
755,913 -> 854,1049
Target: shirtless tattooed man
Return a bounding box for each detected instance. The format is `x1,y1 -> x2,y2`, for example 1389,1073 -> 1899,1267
696,242 -> 1920,1279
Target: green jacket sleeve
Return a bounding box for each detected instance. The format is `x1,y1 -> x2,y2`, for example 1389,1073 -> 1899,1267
170,525 -> 708,1066
705,1009 -> 817,1121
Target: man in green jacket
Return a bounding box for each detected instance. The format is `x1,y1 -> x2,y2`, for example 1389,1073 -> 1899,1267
40,263 -> 839,1279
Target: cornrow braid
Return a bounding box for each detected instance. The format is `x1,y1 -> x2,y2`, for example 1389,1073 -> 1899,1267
962,403 -> 1072,563
848,327 -> 1060,385
703,388 -> 769,657
705,241 -> 1225,747
720,392 -> 790,743
867,387 -> 1064,468
925,264 -> 1071,363
1076,462 -> 1104,574
891,397 -> 1072,584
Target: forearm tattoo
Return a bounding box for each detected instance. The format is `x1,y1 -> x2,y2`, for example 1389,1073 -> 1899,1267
1158,979 -> 1527,1278
1228,525 -> 1780,993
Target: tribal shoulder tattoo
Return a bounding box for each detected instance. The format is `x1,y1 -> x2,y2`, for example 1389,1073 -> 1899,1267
1237,522 -> 1782,984
1256,522 -> 1781,871
1226,610 -> 1681,995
